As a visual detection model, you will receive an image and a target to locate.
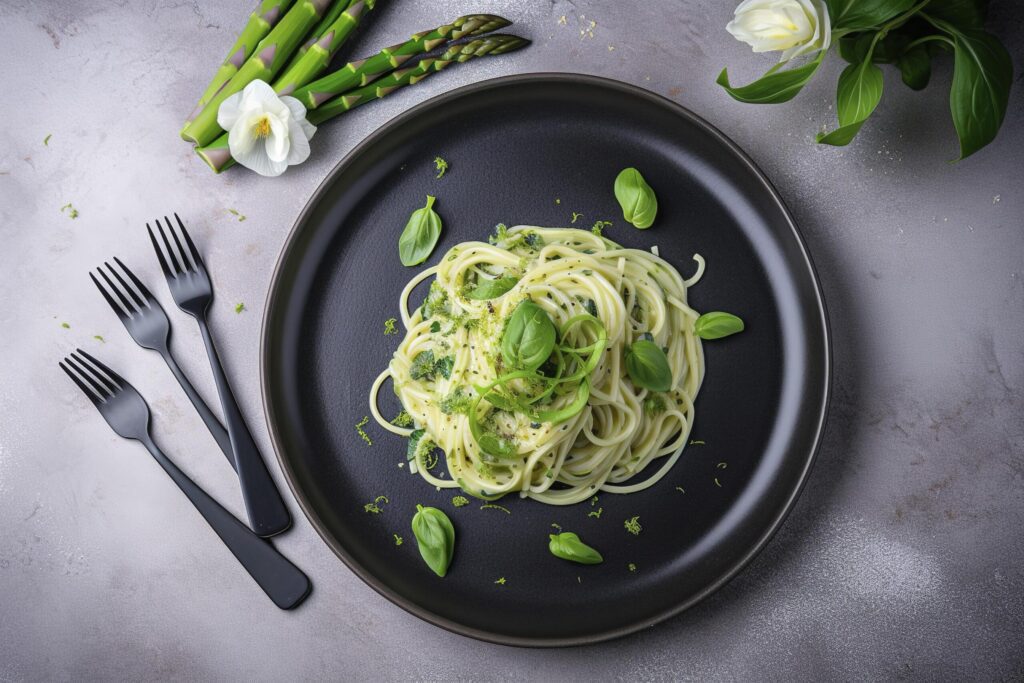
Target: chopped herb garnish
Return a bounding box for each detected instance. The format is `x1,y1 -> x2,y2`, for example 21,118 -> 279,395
714,477 -> 722,487
93,335 -> 105,343
435,355 -> 454,379
234,302 -> 245,314
429,320 -> 441,333
717,462 -> 728,469
355,416 -> 372,446
390,410 -> 413,427
363,495 -> 389,514
383,317 -> 397,335
675,486 -> 685,493
439,387 -> 472,415
571,212 -> 583,224
555,197 -> 561,204
433,156 -> 448,179
689,439 -> 705,445
624,516 -> 642,535
643,394 -> 666,416
61,322 -> 70,329
628,562 -> 637,572
393,534 -> 403,546
488,223 -> 510,245
551,522 -> 562,530
587,507 -> 603,519
452,495 -> 470,507
494,577 -> 506,585
409,350 -> 437,380
43,134 -> 52,146
60,203 -> 79,219
591,220 -> 612,235
227,208 -> 246,222
407,429 -> 426,461
480,503 -> 511,515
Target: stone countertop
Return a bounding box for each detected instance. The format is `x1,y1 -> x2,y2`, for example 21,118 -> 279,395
1,0 -> 1022,679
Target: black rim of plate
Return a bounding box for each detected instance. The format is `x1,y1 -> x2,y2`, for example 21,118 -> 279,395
260,72 -> 832,647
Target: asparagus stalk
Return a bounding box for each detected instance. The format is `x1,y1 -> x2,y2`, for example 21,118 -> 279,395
281,0 -> 349,72
182,0 -> 296,134
181,0 -> 334,147
292,14 -> 511,108
195,35 -> 529,173
273,0 -> 378,95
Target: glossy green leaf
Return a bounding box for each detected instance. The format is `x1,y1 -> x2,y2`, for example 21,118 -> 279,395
926,0 -> 988,27
716,51 -> 825,104
613,167 -> 658,229
899,45 -> 932,90
409,350 -> 436,380
625,340 -> 672,392
398,195 -> 442,266
466,275 -> 519,300
548,532 -> 603,565
501,301 -> 557,372
694,312 -> 745,340
817,58 -> 884,146
826,0 -> 915,29
411,504 -> 455,577
476,430 -> 517,458
406,429 -> 426,461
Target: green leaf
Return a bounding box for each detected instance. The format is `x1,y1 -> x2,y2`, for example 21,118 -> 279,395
899,45 -> 932,90
398,195 -> 442,266
717,51 -> 825,104
817,58 -> 884,146
926,0 -> 988,27
694,312 -> 745,340
409,350 -> 436,380
933,21 -> 1013,159
548,532 -> 603,565
406,429 -> 426,461
476,430 -> 517,458
613,168 -> 658,229
625,340 -> 672,392
411,504 -> 455,577
840,32 -> 911,65
501,301 -> 557,372
826,0 -> 915,30
466,275 -> 519,300
435,355 -> 454,380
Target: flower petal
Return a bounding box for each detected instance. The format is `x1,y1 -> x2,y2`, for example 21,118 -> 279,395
285,119 -> 311,165
217,90 -> 246,130
264,114 -> 290,163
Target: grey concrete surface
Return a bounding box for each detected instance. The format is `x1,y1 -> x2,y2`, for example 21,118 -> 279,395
1,0 -> 1022,680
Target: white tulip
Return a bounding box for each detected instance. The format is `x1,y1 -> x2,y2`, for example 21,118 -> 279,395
217,79 -> 317,177
726,0 -> 831,62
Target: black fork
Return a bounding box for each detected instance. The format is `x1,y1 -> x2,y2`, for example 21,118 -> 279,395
90,258 -> 235,470
59,349 -> 310,609
148,214 -> 290,538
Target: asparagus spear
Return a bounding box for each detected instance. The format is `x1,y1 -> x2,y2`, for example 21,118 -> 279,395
281,0 -> 348,73
181,0 -> 334,147
292,14 -> 511,108
273,0 -> 378,95
195,35 -> 529,173
182,0 -> 296,133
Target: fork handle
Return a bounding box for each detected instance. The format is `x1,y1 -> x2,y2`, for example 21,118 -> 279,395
139,435 -> 311,609
196,316 -> 291,538
159,349 -> 236,472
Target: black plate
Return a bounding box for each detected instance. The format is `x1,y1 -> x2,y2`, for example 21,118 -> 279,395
261,73 -> 830,646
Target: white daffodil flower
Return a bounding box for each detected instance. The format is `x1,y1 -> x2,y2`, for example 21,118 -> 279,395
726,0 -> 831,63
217,79 -> 316,177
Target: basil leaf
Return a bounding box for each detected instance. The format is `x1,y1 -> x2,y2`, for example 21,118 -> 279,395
826,0 -> 915,30
717,51 -> 825,104
613,167 -> 658,229
625,340 -> 672,392
406,429 -> 426,461
477,430 -> 517,458
501,301 -> 557,372
548,532 -> 603,565
409,350 -> 436,380
398,195 -> 442,267
411,504 -> 455,577
817,58 -> 884,146
466,275 -> 519,300
435,355 -> 454,380
898,45 -> 932,91
926,19 -> 1012,159
694,312 -> 745,339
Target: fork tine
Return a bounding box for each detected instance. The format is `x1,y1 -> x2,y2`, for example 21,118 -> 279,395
97,266 -> 139,315
147,223 -> 175,278
65,354 -> 114,399
113,256 -> 157,304
175,213 -> 206,271
105,261 -> 147,310
166,215 -> 195,273
60,361 -> 102,406
157,218 -> 186,275
90,272 -> 130,322
75,348 -> 126,390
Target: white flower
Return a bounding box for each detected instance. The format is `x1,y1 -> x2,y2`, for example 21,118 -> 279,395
217,79 -> 316,177
726,0 -> 831,63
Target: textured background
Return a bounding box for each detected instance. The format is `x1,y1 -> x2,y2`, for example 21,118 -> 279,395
1,0 -> 1022,680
